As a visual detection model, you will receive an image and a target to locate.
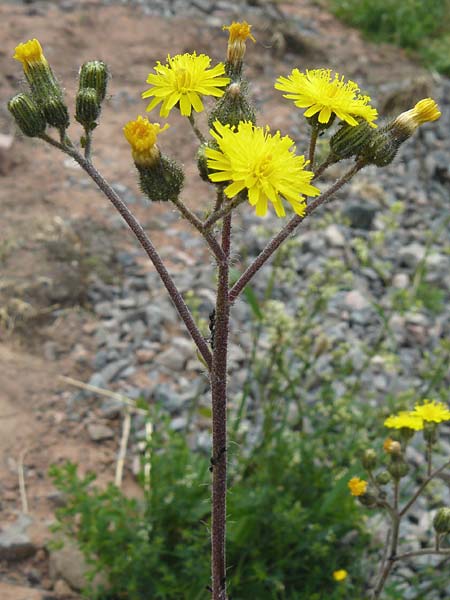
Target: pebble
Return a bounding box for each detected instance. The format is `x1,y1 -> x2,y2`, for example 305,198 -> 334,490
87,423 -> 115,442
0,513 -> 36,561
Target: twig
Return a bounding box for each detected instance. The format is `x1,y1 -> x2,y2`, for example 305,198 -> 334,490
18,448 -> 29,514
188,113 -> 206,144
400,458 -> 450,517
115,411 -> 131,488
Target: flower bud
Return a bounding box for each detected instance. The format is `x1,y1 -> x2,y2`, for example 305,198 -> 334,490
222,21 -> 255,78
361,449 -> 377,470
330,120 -> 373,160
433,507 -> 450,534
75,87 -> 101,130
42,96 -> 70,130
8,92 -> 46,137
358,490 -> 378,508
208,82 -> 255,130
423,421 -> 438,445
197,143 -> 212,182
78,60 -> 109,102
375,471 -> 391,486
138,155 -> 184,202
383,438 -> 402,455
388,458 -> 409,480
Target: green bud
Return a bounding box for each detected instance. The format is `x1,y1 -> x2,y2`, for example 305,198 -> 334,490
25,62 -> 61,104
361,449 -> 377,471
375,471 -> 391,486
79,60 -> 109,102
197,143 -> 212,183
75,88 -> 101,130
8,92 -> 46,137
330,120 -> 373,160
388,458 -> 409,480
433,507 -> 450,534
138,154 -> 184,202
208,81 -> 255,130
358,490 -> 378,508
42,95 -> 70,130
423,421 -> 438,445
307,113 -> 336,132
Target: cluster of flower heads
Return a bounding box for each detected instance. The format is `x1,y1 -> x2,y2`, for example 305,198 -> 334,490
384,399 -> 450,431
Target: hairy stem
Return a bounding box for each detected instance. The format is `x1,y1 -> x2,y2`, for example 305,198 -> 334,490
308,124 -> 319,170
210,213 -> 231,600
229,159 -> 366,303
204,194 -> 247,231
41,135 -> 213,370
84,127 -> 93,161
188,113 -> 206,144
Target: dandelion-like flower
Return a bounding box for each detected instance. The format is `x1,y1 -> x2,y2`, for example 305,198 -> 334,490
393,98 -> 441,136
13,38 -> 47,71
333,569 -> 348,582
142,53 -> 230,118
413,400 -> 450,424
275,68 -> 378,127
205,120 -> 320,218
123,116 -> 169,166
384,411 -> 423,431
348,477 -> 368,497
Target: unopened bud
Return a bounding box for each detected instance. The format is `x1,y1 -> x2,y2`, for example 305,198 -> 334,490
376,471 -> 391,486
197,143 -> 212,182
383,438 -> 402,455
75,88 -> 101,130
79,60 -> 109,102
330,120 -> 373,160
388,458 -> 409,480
361,449 -> 377,470
222,21 -> 255,78
138,155 -> 184,202
42,96 -> 70,130
433,507 -> 450,534
8,92 -> 46,137
358,490 -> 378,508
208,82 -> 255,129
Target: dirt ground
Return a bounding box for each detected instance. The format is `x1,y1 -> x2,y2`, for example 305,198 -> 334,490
0,0 -> 432,597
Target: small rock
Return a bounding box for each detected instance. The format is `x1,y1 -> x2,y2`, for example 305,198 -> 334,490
0,133 -> 15,176
342,202 -> 377,230
392,273 -> 410,289
54,578 -> 74,597
87,423 -> 114,442
324,224 -> 345,247
345,290 -> 370,311
398,243 -> 426,268
49,538 -> 107,591
99,398 -> 123,419
0,513 -> 36,561
0,582 -> 42,600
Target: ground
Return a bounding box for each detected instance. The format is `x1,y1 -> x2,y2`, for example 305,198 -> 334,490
0,0 -> 434,597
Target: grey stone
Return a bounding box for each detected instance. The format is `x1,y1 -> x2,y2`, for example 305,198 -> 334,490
0,513 -> 35,561
324,224 -> 345,247
99,398 -> 123,419
49,538 -> 107,591
99,359 -> 130,383
87,423 -> 115,442
398,243 -> 426,268
342,203 -> 377,230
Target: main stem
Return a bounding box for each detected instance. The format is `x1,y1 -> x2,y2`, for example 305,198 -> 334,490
210,213 -> 232,600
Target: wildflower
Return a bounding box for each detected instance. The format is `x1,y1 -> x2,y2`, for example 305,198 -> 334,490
348,476 -> 368,497
274,68 -> 378,127
392,98 -> 441,137
123,116 -> 169,166
142,53 -> 229,117
222,21 -> 255,74
383,437 -> 401,455
332,569 -> 348,582
413,400 -> 450,424
205,120 -> 320,218
384,411 -> 423,431
13,38 -> 47,72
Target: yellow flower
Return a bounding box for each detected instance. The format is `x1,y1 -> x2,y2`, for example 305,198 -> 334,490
393,98 -> 441,136
13,38 -> 47,71
275,68 -> 378,127
223,21 -> 255,66
413,400 -> 450,424
123,116 -> 169,166
383,437 -> 401,454
333,569 -> 348,582
384,411 -> 423,431
142,53 -> 230,118
205,120 -> 320,218
348,477 -> 368,497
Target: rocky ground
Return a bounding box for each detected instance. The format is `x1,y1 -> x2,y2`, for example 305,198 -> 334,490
0,0 -> 449,598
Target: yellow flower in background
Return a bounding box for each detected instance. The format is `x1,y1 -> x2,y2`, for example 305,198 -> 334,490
123,116 -> 169,166
13,38 -> 47,71
393,98 -> 441,135
142,53 -> 230,117
384,411 -> 423,431
333,569 -> 348,582
348,477 -> 368,496
413,400 -> 450,424
275,68 -> 378,127
205,120 -> 320,218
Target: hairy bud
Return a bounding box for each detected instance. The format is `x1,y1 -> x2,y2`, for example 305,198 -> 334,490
8,92 -> 46,137
79,60 -> 109,103
75,87 -> 101,130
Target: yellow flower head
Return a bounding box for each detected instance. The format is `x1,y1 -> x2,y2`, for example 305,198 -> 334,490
123,116 -> 169,166
393,98 -> 441,135
13,38 -> 47,71
275,68 -> 378,128
383,437 -> 401,454
348,476 -> 368,497
222,21 -> 255,65
333,569 -> 348,582
142,53 -> 230,118
384,411 -> 423,431
205,120 -> 320,218
413,400 -> 450,424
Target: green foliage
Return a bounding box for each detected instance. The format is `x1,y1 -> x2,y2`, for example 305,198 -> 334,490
327,0 -> 450,73
50,408 -> 369,599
